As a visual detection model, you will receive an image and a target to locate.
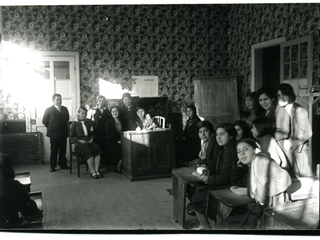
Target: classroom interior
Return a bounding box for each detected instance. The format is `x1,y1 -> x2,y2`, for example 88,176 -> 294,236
0,3 -> 320,233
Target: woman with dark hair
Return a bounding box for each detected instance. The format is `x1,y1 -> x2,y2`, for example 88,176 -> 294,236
118,93 -> 137,130
132,106 -> 155,130
277,83 -> 313,177
257,86 -> 290,162
233,120 -> 251,141
242,91 -> 264,128
217,138 -> 292,229
176,104 -> 202,166
186,122 -> 238,229
92,95 -> 110,168
70,107 -> 103,179
105,106 -> 126,174
0,153 -> 43,227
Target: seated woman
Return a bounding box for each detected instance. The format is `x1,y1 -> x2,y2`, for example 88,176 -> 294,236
186,122 -> 238,230
233,120 -> 251,141
70,107 -> 103,179
105,106 -> 126,174
218,138 -> 292,229
0,153 -> 43,227
176,104 -> 202,167
251,117 -> 292,175
132,106 -> 155,131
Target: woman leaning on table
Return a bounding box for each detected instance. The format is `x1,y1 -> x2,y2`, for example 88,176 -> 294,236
217,138 -> 292,230
186,122 -> 238,230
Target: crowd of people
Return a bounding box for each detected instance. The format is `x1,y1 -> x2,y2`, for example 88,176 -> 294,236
0,82 -> 314,229
178,83 -> 314,229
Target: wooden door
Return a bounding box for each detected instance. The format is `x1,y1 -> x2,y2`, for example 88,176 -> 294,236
29,52 -> 80,163
280,35 -> 313,109
193,76 -> 240,128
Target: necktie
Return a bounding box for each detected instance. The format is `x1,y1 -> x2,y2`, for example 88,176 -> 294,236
81,121 -> 88,136
57,107 -> 61,113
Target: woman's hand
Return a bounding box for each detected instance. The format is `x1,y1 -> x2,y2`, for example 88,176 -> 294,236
80,140 -> 87,144
192,172 -> 209,184
136,126 -> 141,131
88,138 -> 93,144
117,140 -> 121,144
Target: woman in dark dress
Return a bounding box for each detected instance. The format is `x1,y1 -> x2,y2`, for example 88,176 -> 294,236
186,122 -> 238,229
105,106 -> 126,174
70,107 -> 103,179
118,93 -> 137,131
176,105 -> 202,167
92,95 -> 110,168
0,153 -> 43,227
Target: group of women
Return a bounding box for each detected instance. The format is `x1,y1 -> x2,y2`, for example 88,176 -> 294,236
69,93 -> 156,179
183,83 -> 313,229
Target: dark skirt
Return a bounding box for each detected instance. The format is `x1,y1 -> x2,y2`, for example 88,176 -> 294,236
75,142 -> 102,161
106,141 -> 122,164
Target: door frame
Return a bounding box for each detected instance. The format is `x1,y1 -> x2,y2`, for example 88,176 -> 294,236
30,51 -> 80,163
251,37 -> 286,91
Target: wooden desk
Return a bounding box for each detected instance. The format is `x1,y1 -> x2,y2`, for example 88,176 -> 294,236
206,187 -> 251,226
121,129 -> 175,181
15,171 -> 31,193
262,198 -> 319,230
172,166 -> 200,229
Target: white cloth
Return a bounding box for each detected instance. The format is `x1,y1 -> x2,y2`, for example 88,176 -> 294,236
81,121 -> 88,136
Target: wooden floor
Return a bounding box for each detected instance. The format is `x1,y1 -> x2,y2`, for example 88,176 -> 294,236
12,163 -> 201,232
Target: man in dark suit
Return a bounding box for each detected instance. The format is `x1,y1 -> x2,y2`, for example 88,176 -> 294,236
43,93 -> 70,172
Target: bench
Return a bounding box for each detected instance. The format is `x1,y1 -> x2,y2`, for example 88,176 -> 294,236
14,171 -> 31,193
262,198 -> 319,230
18,191 -> 43,228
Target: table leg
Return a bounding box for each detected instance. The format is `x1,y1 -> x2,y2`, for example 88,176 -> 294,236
172,174 -> 187,229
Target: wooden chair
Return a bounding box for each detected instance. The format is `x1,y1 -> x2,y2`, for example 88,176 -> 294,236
69,121 -> 88,177
152,116 -> 166,128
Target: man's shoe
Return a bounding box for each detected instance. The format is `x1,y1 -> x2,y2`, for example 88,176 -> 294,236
50,168 -> 55,172
60,165 -> 70,170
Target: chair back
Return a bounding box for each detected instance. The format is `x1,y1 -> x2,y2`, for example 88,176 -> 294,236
152,116 -> 165,128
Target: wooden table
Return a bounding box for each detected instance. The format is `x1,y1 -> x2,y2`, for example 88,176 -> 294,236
262,198 -> 319,230
15,171 -> 31,192
121,129 -> 175,181
206,187 -> 251,226
171,166 -> 201,229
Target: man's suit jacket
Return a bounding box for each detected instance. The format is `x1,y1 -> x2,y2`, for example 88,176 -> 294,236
42,105 -> 69,139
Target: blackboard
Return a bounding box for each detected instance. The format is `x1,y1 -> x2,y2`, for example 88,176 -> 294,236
0,132 -> 41,165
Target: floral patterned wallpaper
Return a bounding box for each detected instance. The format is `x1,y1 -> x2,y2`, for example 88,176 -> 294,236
1,4 -> 320,120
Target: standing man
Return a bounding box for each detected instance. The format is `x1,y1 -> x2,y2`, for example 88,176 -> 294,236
43,93 -> 70,172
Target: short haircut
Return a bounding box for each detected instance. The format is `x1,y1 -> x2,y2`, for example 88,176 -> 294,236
233,120 -> 251,138
122,92 -> 131,100
257,86 -> 276,100
252,117 -> 275,137
110,105 -> 119,114
236,138 -> 261,150
186,104 -> 197,114
216,122 -> 237,139
77,106 -> 87,114
277,83 -> 296,103
196,120 -> 214,134
135,106 -> 144,112
52,93 -> 61,101
96,95 -> 107,106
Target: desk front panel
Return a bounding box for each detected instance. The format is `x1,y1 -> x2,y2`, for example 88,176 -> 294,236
121,130 -> 175,180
